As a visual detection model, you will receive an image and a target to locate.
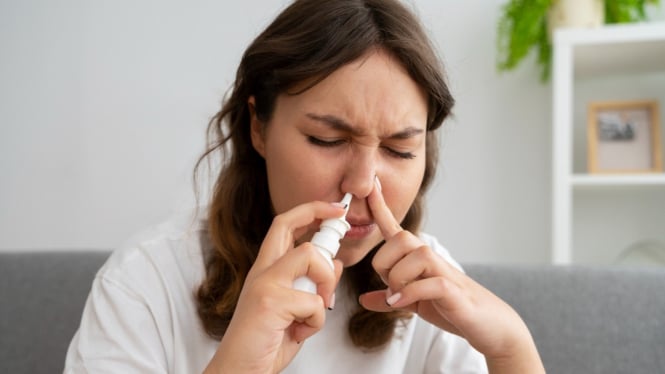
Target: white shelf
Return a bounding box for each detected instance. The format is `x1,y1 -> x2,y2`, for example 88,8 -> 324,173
560,22 -> 665,78
572,174 -> 665,187
551,23 -> 665,265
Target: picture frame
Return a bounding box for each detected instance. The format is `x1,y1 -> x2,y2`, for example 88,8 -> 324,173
587,100 -> 663,174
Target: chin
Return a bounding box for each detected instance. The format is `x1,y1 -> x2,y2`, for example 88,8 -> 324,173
336,237 -> 382,268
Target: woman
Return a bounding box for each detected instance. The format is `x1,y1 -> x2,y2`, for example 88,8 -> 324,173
65,0 -> 544,372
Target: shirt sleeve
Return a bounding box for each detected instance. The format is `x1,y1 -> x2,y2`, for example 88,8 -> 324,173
64,273 -> 169,373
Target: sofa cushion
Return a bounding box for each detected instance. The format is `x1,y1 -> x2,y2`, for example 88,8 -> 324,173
0,251 -> 110,374
2,251 -> 664,374
465,264 -> 665,374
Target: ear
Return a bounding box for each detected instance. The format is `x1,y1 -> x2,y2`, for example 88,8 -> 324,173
248,96 -> 266,158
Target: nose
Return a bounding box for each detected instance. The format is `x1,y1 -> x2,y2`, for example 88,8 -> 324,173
340,150 -> 378,199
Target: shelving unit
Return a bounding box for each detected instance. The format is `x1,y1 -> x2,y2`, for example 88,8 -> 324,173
571,173 -> 665,187
552,22 -> 665,264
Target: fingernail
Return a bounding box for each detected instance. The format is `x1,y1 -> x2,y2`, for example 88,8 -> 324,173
331,202 -> 347,209
328,292 -> 336,310
386,292 -> 402,306
374,175 -> 382,192
384,288 -> 393,307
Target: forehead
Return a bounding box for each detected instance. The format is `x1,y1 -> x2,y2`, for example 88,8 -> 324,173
277,49 -> 429,132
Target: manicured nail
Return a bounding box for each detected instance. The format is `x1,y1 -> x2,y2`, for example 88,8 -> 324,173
386,292 -> 402,306
328,292 -> 336,310
331,202 -> 347,209
374,175 -> 382,192
384,288 -> 393,307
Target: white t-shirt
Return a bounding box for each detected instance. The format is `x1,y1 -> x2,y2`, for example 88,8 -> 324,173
64,212 -> 487,373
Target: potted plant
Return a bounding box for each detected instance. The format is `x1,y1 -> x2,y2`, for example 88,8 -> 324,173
497,0 -> 662,81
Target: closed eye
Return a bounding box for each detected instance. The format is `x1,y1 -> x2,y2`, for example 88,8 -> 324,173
308,136 -> 416,159
382,146 -> 416,160
307,136 -> 346,147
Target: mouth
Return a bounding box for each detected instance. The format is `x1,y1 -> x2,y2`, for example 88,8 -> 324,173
345,218 -> 376,239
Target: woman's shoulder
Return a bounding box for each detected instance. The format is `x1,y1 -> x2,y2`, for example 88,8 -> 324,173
98,208 -> 211,291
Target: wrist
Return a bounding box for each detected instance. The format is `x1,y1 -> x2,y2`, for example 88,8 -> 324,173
485,334 -> 545,374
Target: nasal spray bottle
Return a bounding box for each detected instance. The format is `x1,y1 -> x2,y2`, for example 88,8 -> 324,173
293,193 -> 352,294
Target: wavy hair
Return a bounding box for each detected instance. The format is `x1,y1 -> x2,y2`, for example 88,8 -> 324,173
195,0 -> 454,349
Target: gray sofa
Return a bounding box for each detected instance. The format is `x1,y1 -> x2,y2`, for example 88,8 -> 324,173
1,251 -> 664,374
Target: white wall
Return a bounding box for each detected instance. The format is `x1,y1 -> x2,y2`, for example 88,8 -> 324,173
2,1 -> 661,262
416,2 -> 551,264
1,0 -> 284,250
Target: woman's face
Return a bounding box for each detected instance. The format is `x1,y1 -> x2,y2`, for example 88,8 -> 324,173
250,49 -> 428,267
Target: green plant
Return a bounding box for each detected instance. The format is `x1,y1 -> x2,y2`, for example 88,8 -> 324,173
497,0 -> 661,82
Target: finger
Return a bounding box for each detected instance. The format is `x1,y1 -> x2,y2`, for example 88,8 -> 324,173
358,286 -> 465,337
384,245 -> 449,294
283,289 -> 328,343
358,289 -> 415,313
326,259 -> 344,309
384,276 -> 465,312
290,244 -> 340,309
371,230 -> 424,286
358,287 -> 464,336
292,320 -> 320,344
270,241 -> 339,297
254,201 -> 346,270
264,239 -> 342,309
332,259 -> 344,283
367,175 -> 403,239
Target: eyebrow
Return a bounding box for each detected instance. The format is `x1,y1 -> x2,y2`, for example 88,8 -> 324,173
305,113 -> 425,140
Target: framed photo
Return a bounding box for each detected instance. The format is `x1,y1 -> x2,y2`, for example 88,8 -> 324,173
587,100 -> 663,174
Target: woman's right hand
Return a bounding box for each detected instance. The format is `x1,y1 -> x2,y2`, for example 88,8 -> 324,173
204,201 -> 345,374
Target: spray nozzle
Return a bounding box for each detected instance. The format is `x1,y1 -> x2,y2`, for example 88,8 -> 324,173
340,192 -> 352,216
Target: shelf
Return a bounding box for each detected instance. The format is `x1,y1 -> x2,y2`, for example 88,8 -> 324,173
572,173 -> 665,187
555,22 -> 665,78
551,22 -> 665,265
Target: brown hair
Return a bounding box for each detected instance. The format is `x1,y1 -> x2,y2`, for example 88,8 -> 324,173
195,0 -> 454,349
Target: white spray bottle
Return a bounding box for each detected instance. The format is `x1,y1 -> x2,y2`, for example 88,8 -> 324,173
293,193 -> 352,294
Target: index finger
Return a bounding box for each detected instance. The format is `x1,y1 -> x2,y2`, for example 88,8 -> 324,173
254,200 -> 346,271
367,175 -> 403,239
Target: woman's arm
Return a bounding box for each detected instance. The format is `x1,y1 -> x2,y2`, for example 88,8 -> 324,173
359,178 -> 545,373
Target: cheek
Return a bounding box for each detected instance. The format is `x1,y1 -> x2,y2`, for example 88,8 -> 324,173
265,141 -> 341,214
382,161 -> 425,222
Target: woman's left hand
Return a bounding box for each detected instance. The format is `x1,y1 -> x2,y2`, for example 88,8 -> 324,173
358,181 -> 544,372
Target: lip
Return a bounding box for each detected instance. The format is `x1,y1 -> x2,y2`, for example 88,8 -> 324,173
344,217 -> 376,239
